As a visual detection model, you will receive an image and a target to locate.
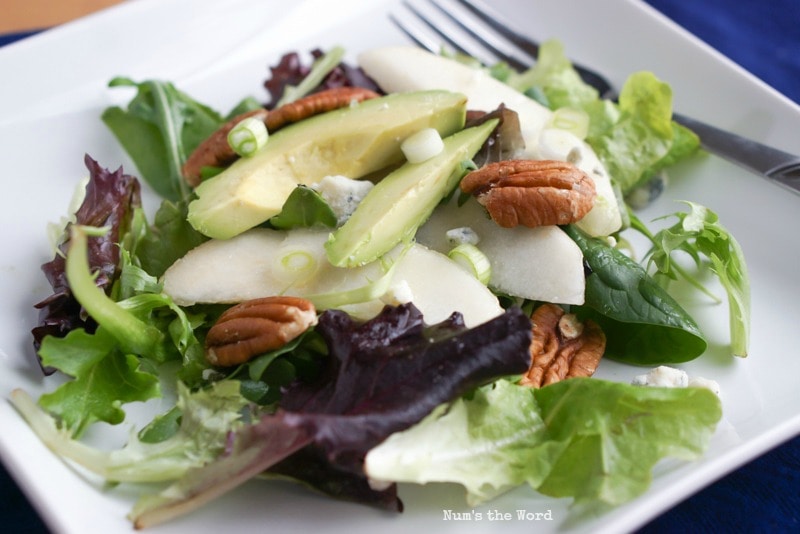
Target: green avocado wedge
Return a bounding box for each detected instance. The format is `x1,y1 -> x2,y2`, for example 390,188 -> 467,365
187,90 -> 468,239
325,119 -> 499,268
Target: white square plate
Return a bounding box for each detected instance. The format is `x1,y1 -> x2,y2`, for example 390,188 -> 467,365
1,1 -> 799,533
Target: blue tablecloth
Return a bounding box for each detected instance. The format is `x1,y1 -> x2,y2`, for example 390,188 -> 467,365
2,0 -> 799,532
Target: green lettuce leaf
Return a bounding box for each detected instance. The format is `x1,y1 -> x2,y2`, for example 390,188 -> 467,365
37,223 -> 209,436
364,379 -> 548,504
534,379 -> 721,515
365,378 -> 721,515
38,329 -> 160,436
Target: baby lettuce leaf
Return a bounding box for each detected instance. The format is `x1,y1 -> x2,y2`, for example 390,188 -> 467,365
129,304 -> 532,529
37,334 -> 160,437
32,155 -> 141,360
365,378 -> 721,517
36,225 -> 173,436
564,225 -> 707,364
32,163 -> 210,434
11,381 -> 250,483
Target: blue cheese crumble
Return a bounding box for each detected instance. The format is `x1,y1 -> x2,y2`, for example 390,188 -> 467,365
311,174 -> 374,226
632,365 -> 721,397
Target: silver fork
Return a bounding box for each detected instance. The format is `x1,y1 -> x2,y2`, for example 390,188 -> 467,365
390,0 -> 800,194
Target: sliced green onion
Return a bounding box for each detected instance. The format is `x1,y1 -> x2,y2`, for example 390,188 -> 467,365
276,46 -> 346,107
306,245 -> 409,309
274,248 -> 320,287
227,116 -> 268,157
548,107 -> 590,140
401,128 -> 444,163
447,243 -> 492,285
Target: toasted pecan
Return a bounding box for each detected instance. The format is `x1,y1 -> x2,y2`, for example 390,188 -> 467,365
205,296 -> 317,367
520,303 -> 605,388
265,86 -> 380,131
460,159 -> 596,228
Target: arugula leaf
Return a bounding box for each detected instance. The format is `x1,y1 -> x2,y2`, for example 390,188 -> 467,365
102,78 -> 218,200
102,78 -> 260,201
636,202 -> 751,357
564,225 -> 707,364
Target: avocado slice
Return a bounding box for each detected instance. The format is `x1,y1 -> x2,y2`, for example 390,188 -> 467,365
325,119 -> 499,268
187,90 -> 467,239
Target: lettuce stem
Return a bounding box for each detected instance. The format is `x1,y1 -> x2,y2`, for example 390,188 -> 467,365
66,225 -> 163,356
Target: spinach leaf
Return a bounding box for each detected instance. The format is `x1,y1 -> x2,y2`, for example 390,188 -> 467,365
268,185 -> 337,229
564,225 -> 707,364
135,200 -> 208,278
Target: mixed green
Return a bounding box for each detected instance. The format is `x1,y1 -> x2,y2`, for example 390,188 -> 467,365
13,41 -> 749,528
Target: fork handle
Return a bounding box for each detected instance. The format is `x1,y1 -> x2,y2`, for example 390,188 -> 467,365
673,112 -> 800,193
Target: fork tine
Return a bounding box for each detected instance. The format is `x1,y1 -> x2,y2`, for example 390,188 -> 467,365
450,0 -> 540,59
399,0 -> 481,59
425,0 -> 530,72
388,12 -> 440,54
452,0 -> 615,97
394,0 -> 616,98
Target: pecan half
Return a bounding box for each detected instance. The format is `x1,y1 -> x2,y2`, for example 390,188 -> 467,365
181,86 -> 380,186
520,303 -> 605,388
205,296 -> 317,367
265,86 -> 380,131
460,159 -> 596,228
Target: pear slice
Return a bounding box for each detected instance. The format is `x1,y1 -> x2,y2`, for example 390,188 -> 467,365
416,196 -> 586,305
161,228 -> 502,327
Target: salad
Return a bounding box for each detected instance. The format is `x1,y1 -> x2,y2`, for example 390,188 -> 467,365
10,38 -> 749,530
